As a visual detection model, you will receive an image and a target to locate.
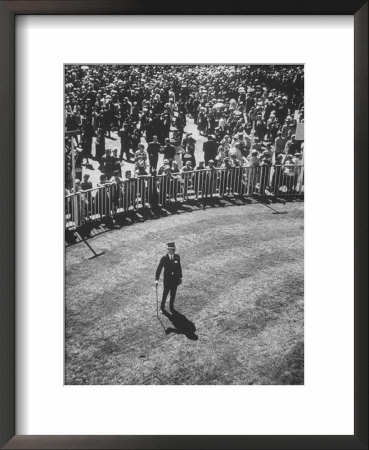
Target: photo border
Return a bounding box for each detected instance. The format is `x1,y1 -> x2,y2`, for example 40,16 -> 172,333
0,1 -> 367,448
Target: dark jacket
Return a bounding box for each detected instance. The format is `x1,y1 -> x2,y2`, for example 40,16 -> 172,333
155,253 -> 182,285
163,144 -> 176,160
147,141 -> 161,157
202,140 -> 218,160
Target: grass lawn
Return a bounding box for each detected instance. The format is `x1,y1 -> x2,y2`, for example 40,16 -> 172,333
65,201 -> 304,385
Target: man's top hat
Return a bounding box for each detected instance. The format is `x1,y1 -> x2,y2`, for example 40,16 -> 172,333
167,242 -> 176,249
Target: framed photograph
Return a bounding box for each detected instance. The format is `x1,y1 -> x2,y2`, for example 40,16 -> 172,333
0,1 -> 367,449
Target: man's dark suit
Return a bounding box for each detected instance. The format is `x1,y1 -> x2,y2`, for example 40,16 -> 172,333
155,253 -> 182,310
202,140 -> 218,166
163,144 -> 176,161
147,141 -> 161,170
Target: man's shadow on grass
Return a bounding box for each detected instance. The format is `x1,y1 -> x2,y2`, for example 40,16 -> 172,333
162,309 -> 198,341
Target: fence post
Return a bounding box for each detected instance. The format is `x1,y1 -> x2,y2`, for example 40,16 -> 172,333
71,138 -> 79,228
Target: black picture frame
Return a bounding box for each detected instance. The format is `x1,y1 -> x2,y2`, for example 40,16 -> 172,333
0,1 -> 367,449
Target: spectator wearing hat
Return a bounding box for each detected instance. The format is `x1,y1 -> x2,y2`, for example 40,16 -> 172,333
220,156 -> 233,170
170,138 -> 183,171
80,119 -> 94,162
203,135 -> 219,166
221,134 -> 232,156
147,135 -> 162,172
182,160 -> 194,199
181,146 -> 194,169
123,170 -> 137,211
245,149 -> 260,194
292,152 -> 303,165
197,108 -> 207,135
236,133 -> 248,158
276,98 -> 288,124
145,115 -> 154,143
163,138 -> 176,162
111,148 -> 122,177
175,111 -> 186,143
131,102 -> 140,123
118,123 -> 134,162
204,159 -> 217,198
280,120 -> 290,140
131,127 -> 141,154
157,163 -> 172,204
101,148 -> 116,180
285,134 -> 300,155
109,170 -> 124,213
231,154 -> 244,194
267,116 -> 279,141
158,159 -> 171,175
274,131 -> 286,156
286,117 -> 297,139
162,113 -> 171,141
95,128 -> 105,164
182,134 -> 196,168
100,106 -> 111,137
136,163 -> 150,206
207,110 -> 217,135
73,146 -> 83,182
271,153 -> 285,194
80,174 -> 93,215
215,143 -> 226,167
263,99 -> 275,121
192,97 -> 200,124
134,143 -> 148,170
213,126 -> 224,142
81,173 -> 92,191
282,155 -> 296,193
72,180 -> 87,224
255,116 -> 267,141
292,152 -> 304,193
219,157 -> 234,197
248,149 -> 260,167
155,242 -> 183,312
120,97 -> 132,125
170,161 -> 181,201
147,168 -> 159,206
259,154 -> 272,195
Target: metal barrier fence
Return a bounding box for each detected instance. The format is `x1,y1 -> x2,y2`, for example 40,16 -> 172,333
65,164 -> 304,229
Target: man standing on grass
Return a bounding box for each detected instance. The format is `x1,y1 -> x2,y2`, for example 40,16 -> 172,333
155,242 -> 182,313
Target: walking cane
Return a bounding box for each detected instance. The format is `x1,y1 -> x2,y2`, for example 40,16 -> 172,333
156,283 -> 167,333
156,284 -> 159,318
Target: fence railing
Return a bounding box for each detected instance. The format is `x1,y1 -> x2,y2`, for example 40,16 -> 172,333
65,165 -> 304,229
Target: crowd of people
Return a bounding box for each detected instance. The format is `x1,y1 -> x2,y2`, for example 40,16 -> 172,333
65,65 -> 304,217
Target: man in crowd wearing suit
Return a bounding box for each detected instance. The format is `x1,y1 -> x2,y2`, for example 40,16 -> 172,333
155,242 -> 183,312
163,138 -> 176,163
118,123 -> 133,162
202,135 -> 218,166
147,135 -> 162,172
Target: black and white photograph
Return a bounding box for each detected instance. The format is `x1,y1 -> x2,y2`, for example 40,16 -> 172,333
65,64 -> 304,385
